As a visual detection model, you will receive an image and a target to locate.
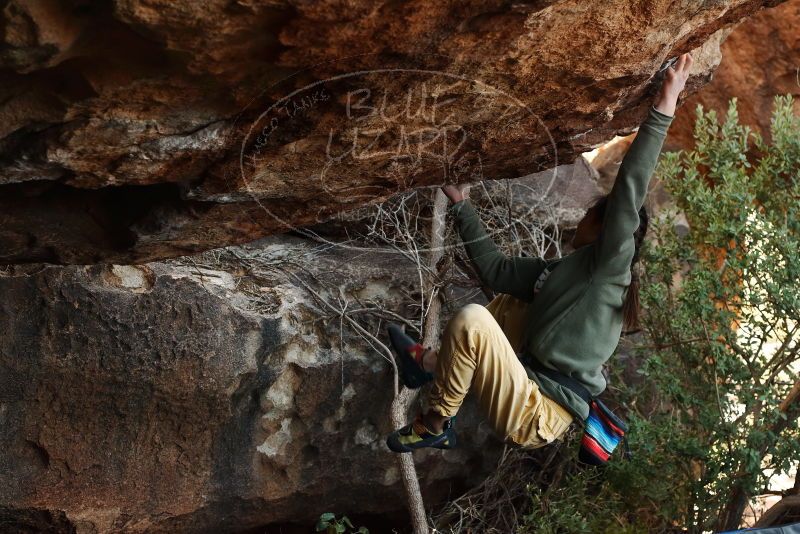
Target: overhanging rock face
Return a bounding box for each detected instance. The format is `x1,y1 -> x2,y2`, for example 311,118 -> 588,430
0,0 -> 786,264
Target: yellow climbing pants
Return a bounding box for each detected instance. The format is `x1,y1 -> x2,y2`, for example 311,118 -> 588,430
427,294 -> 574,448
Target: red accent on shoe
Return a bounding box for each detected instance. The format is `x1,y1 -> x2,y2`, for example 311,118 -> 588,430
412,419 -> 429,437
408,343 -> 426,367
412,412 -> 440,437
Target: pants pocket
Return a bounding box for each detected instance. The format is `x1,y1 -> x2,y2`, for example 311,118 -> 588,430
508,395 -> 573,449
535,401 -> 572,444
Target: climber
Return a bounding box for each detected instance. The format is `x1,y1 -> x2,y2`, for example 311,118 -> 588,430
385,52 -> 694,453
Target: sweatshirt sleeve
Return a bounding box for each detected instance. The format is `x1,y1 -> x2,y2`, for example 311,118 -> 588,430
592,105 -> 675,278
450,198 -> 548,301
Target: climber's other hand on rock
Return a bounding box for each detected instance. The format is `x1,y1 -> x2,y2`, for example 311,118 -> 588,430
654,52 -> 693,117
441,184 -> 471,204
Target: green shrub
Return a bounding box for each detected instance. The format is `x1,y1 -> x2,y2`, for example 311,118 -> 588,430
633,94 -> 800,532
315,512 -> 369,534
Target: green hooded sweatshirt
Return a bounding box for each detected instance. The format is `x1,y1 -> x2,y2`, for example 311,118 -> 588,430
449,105 -> 675,421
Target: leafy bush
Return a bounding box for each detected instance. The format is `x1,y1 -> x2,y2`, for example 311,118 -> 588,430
632,94 -> 800,532
316,512 -> 369,534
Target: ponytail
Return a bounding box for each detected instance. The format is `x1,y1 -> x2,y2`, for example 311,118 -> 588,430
622,204 -> 648,334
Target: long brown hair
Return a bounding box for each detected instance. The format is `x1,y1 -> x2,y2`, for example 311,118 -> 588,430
589,194 -> 649,334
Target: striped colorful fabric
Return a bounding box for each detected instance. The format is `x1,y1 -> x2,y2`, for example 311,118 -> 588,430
581,433 -> 610,463
585,411 -> 622,451
578,400 -> 629,466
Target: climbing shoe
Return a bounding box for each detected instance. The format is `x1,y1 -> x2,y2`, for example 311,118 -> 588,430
386,414 -> 457,453
386,413 -> 457,453
387,323 -> 434,389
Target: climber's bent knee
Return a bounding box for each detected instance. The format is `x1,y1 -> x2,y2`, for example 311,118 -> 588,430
446,303 -> 496,334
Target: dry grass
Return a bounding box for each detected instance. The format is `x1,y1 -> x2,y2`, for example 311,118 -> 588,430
431,426 -> 581,533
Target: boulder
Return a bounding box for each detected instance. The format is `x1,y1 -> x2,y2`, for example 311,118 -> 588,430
0,238 -> 501,533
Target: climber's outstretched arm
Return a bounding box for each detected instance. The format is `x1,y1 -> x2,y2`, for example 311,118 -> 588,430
442,185 -> 548,302
592,52 -> 693,278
